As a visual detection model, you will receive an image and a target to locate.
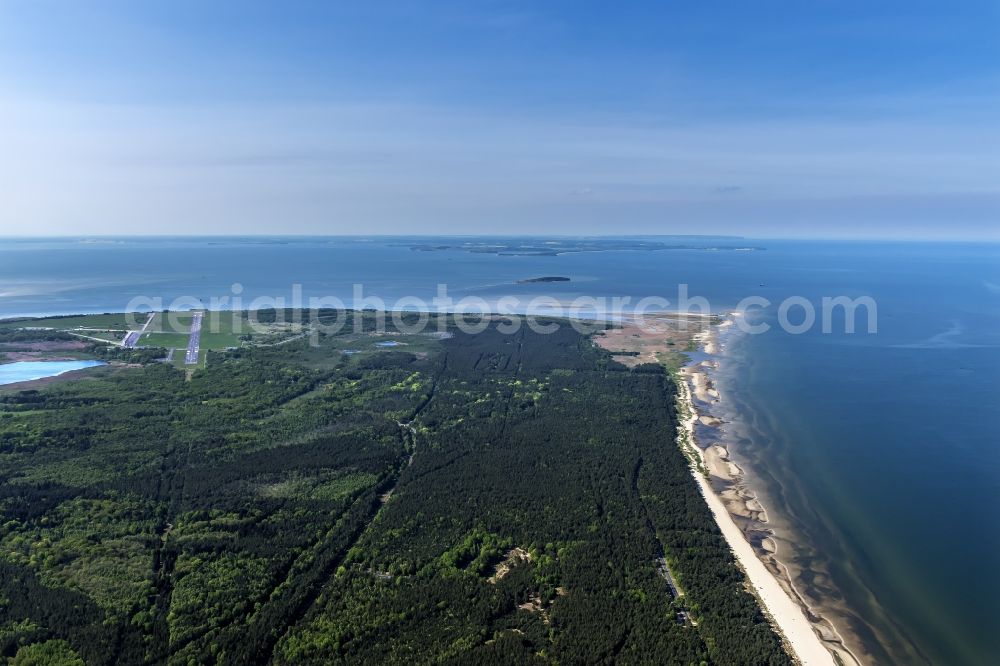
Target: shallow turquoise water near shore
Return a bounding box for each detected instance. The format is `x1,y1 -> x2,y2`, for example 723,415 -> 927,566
1,236 -> 997,664
0,360 -> 107,385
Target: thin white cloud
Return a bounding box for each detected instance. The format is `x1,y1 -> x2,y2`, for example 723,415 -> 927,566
0,97 -> 996,237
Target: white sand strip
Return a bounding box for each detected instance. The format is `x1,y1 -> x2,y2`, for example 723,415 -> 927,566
675,378 -> 834,666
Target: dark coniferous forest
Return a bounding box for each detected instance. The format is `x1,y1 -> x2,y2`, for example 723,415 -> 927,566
0,313 -> 789,664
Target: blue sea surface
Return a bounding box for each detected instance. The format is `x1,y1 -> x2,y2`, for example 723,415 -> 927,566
0,236 -> 997,664
0,360 -> 107,385
708,242 -> 1000,665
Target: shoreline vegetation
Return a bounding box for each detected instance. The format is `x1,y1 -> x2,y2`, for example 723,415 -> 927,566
595,312 -> 861,666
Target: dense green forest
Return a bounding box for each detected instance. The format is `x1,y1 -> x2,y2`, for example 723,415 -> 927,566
0,312 -> 789,664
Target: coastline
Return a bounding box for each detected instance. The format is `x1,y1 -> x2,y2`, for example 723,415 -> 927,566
676,317 -> 861,666
2,306 -> 864,663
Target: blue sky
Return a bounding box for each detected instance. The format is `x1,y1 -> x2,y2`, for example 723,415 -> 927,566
0,0 -> 997,238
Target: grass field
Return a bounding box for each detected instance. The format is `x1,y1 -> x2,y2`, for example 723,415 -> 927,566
1,312 -> 246,352
69,331 -> 126,344
153,311 -> 244,334
139,332 -> 190,349
152,312 -> 246,350
1,311 -> 442,363
0,313 -> 141,331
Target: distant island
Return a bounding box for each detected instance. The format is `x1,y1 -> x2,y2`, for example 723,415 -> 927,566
401,237 -> 764,256
517,276 -> 571,283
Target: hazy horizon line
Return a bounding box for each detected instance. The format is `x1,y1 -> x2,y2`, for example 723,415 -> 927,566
1,233 -> 998,243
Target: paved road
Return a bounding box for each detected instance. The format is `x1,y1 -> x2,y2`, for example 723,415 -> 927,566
123,313 -> 156,349
185,312 -> 203,364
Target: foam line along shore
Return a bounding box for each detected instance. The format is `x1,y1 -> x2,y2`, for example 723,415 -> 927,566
676,315 -> 861,665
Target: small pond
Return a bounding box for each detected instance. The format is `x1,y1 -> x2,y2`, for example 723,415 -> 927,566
0,360 -> 107,386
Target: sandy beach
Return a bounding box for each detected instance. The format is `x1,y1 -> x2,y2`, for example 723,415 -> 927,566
596,313 -> 861,666
675,371 -> 837,665
676,323 -> 866,666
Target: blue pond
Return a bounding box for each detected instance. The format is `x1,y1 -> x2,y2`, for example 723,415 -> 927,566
0,360 -> 106,385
